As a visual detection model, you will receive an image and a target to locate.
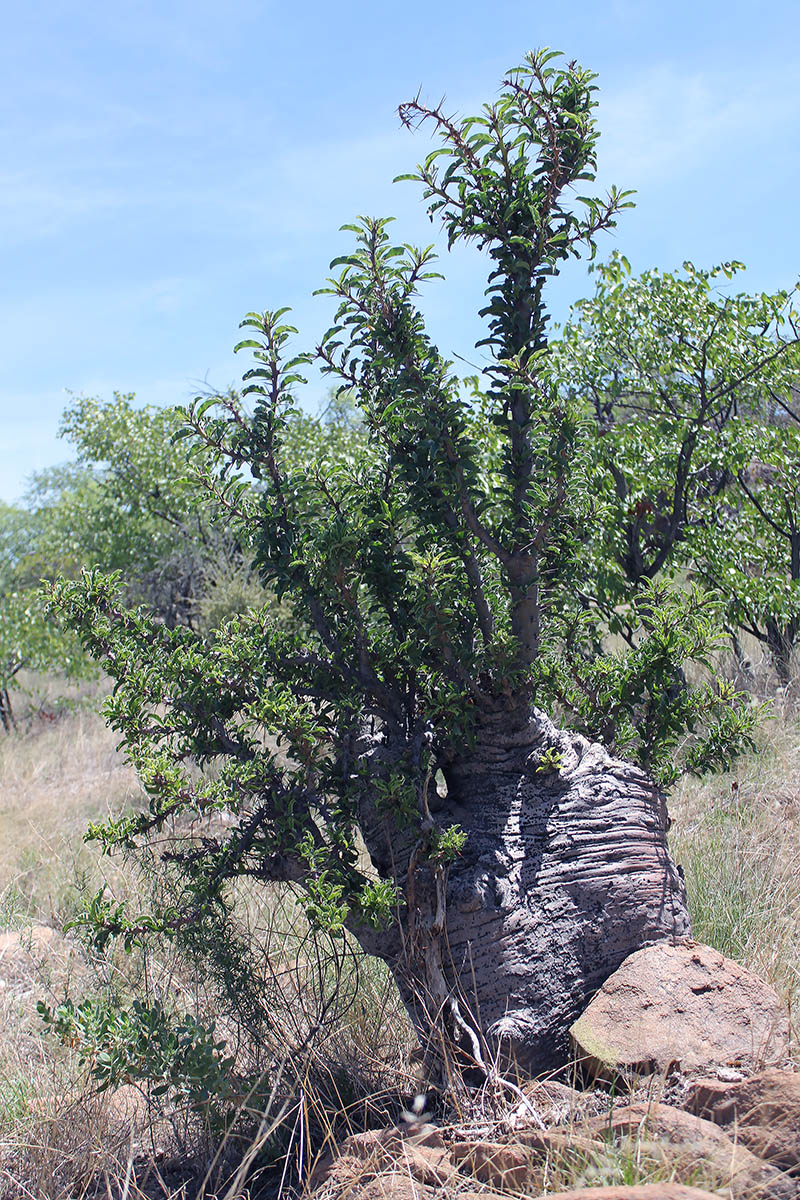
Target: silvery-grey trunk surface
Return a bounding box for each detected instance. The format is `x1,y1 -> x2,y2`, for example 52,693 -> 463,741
356,708 -> 690,1075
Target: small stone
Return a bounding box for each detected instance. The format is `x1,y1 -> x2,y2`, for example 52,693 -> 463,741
532,1187 -> 727,1200
716,1066 -> 746,1082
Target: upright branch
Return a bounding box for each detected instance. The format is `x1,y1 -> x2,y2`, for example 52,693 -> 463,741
398,50 -> 634,667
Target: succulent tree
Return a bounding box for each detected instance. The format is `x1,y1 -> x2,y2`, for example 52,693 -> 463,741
51,52 -> 757,1077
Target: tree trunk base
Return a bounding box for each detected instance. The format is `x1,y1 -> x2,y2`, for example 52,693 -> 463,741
357,708 -> 690,1077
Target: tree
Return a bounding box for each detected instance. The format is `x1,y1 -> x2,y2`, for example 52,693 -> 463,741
43,392 -> 231,627
50,51 -> 756,1078
40,390 -> 367,631
693,401 -> 800,684
0,388 -> 363,732
0,501 -> 89,728
0,394 -> 230,728
555,254 -> 800,681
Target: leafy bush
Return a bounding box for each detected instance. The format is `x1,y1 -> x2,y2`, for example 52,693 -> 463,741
38,996 -> 244,1124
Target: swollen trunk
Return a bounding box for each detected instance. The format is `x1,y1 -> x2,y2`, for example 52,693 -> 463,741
357,708 -> 690,1074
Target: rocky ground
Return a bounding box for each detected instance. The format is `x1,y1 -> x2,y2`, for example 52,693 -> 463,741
1,695 -> 799,1199
3,920 -> 798,1199
306,940 -> 799,1200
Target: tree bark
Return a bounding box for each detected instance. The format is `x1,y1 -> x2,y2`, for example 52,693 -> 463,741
355,707 -> 690,1076
766,619 -> 796,687
0,686 -> 14,733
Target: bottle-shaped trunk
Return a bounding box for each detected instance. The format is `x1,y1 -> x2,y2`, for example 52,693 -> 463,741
356,708 -> 690,1075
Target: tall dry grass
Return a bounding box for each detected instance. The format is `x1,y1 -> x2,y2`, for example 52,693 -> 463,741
0,677 -> 418,1197
1,670 -> 800,1196
671,715 -> 800,1028
0,676 -> 139,930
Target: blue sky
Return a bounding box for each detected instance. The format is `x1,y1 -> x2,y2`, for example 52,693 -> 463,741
1,0 -> 798,503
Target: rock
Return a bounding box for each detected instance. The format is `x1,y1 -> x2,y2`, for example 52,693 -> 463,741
570,942 -> 789,1080
578,1101 -> 796,1199
449,1140 -> 530,1190
309,1154 -> 512,1200
518,1126 -> 605,1156
350,1179 -> 510,1200
738,1132 -> 800,1180
309,1127 -> 455,1192
522,1077 -> 584,1104
308,1153 -> 371,1196
454,1194 -> 522,1200
716,1066 -> 747,1082
532,1188 -> 724,1200
521,1078 -> 597,1123
345,1172 -> 434,1200
686,1070 -> 800,1174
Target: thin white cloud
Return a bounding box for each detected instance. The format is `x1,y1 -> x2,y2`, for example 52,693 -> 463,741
597,61 -> 800,187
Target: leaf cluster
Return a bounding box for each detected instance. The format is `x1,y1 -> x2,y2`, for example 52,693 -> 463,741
38,995 -> 246,1126
553,251 -> 800,681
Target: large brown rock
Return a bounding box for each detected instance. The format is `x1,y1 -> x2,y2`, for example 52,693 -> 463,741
570,942 -> 789,1080
578,1101 -> 795,1198
686,1070 -> 800,1174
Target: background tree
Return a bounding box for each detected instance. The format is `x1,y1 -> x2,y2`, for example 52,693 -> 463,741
693,395 -> 800,683
555,254 -> 800,683
0,501 -> 88,728
1,394 -> 228,726
51,51 -> 756,1078
555,255 -> 800,632
1,389 -> 365,729
45,392 -> 233,628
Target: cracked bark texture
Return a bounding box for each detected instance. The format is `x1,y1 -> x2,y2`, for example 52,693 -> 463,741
355,707 -> 691,1074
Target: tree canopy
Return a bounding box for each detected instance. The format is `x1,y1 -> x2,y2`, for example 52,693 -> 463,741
39,48 -> 798,1078
555,253 -> 800,678
50,49 -> 755,952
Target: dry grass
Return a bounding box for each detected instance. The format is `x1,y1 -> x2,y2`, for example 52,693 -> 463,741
671,714 -> 800,1030
0,676 -> 140,931
0,676 -> 418,1198
0,678 -> 139,1111
1,671 -> 800,1196
0,682 -> 161,1195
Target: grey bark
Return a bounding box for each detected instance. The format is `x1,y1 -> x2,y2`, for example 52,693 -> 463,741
355,707 -> 690,1075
